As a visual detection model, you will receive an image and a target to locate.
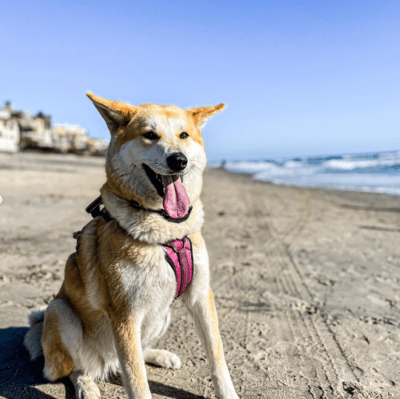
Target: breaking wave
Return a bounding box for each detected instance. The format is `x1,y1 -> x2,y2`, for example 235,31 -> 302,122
217,151 -> 400,195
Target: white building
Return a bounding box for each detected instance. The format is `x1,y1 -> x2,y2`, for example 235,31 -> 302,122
87,138 -> 109,156
52,124 -> 89,153
0,103 -> 19,153
0,101 -> 107,156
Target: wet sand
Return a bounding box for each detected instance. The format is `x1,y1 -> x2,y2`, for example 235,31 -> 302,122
0,152 -> 399,399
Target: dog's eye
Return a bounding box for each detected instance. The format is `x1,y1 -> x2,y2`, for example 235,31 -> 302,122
143,131 -> 159,140
180,132 -> 189,139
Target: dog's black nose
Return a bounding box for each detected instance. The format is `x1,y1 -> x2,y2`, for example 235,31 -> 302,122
167,153 -> 188,172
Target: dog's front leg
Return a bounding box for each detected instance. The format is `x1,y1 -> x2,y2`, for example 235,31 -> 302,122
111,316 -> 151,399
187,287 -> 239,399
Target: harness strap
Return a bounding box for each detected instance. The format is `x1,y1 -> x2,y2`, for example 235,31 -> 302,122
86,196 -> 192,224
164,237 -> 194,298
129,199 -> 193,223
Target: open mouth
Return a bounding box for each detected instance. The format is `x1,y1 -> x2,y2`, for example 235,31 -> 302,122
143,164 -> 165,198
142,164 -> 190,219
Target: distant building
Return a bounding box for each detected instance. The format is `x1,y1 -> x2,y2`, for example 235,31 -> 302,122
52,124 -> 89,153
86,138 -> 109,156
18,112 -> 53,150
0,102 -> 19,152
0,101 -> 108,156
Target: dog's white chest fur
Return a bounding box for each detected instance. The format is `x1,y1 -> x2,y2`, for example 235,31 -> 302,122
116,246 -> 177,347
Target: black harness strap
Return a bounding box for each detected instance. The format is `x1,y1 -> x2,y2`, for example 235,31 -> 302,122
86,196 -> 103,218
86,196 -> 192,224
128,199 -> 193,223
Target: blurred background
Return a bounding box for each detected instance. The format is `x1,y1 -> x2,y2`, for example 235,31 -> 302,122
1,0 -> 400,192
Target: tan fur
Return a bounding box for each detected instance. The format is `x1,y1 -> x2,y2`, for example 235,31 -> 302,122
207,288 -> 224,363
24,94 -> 238,399
112,317 -> 150,398
41,307 -> 74,380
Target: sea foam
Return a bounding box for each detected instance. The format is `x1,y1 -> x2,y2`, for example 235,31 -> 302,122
217,151 -> 400,196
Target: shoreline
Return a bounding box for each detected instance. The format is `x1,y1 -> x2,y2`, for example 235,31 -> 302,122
215,149 -> 400,198
216,165 -> 400,207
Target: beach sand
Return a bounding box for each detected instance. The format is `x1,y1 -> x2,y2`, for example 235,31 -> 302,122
0,152 -> 399,399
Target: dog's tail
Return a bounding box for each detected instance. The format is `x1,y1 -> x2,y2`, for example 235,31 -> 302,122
23,306 -> 47,361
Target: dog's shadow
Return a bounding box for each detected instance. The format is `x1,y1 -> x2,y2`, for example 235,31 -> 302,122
0,326 -> 57,398
109,374 -> 206,399
0,327 -> 206,399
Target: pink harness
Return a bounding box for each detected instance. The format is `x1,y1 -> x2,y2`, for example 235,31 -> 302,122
164,236 -> 194,299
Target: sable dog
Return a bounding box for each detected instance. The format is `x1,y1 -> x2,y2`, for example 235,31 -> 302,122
24,93 -> 239,399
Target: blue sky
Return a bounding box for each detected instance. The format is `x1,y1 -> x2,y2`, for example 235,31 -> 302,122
1,0 -> 399,161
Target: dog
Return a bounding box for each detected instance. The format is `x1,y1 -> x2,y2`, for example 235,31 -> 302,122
24,93 -> 239,399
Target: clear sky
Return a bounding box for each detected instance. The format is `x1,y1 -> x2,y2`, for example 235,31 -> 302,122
1,0 -> 400,161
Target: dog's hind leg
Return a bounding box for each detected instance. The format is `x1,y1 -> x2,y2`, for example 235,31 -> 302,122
144,348 -> 181,369
41,299 -> 74,381
42,298 -> 104,398
70,370 -> 101,399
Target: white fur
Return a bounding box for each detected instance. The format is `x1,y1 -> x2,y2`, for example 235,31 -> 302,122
144,348 -> 181,369
110,114 -> 206,211
24,312 -> 45,361
70,370 -> 102,399
43,299 -> 120,382
102,188 -> 204,244
28,306 -> 47,326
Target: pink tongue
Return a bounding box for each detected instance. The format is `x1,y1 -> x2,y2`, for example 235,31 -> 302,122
161,175 -> 190,218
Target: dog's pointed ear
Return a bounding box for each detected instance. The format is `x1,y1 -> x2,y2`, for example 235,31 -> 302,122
86,93 -> 136,134
190,103 -> 225,129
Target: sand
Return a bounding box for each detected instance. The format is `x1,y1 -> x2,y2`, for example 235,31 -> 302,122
0,152 -> 399,399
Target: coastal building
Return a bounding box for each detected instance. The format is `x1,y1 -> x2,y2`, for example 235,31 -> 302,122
0,101 -> 108,155
0,102 -> 20,152
86,138 -> 109,156
18,112 -> 53,150
52,124 -> 89,153
0,102 -> 53,151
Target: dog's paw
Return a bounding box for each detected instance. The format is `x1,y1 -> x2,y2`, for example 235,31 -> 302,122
76,381 -> 101,399
145,349 -> 182,369
216,390 -> 240,399
214,382 -> 240,399
71,373 -> 101,399
219,393 -> 240,399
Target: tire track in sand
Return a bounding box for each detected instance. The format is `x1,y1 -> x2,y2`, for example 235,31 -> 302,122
240,187 -> 359,399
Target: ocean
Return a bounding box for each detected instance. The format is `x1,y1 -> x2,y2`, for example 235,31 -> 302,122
212,150 -> 400,196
